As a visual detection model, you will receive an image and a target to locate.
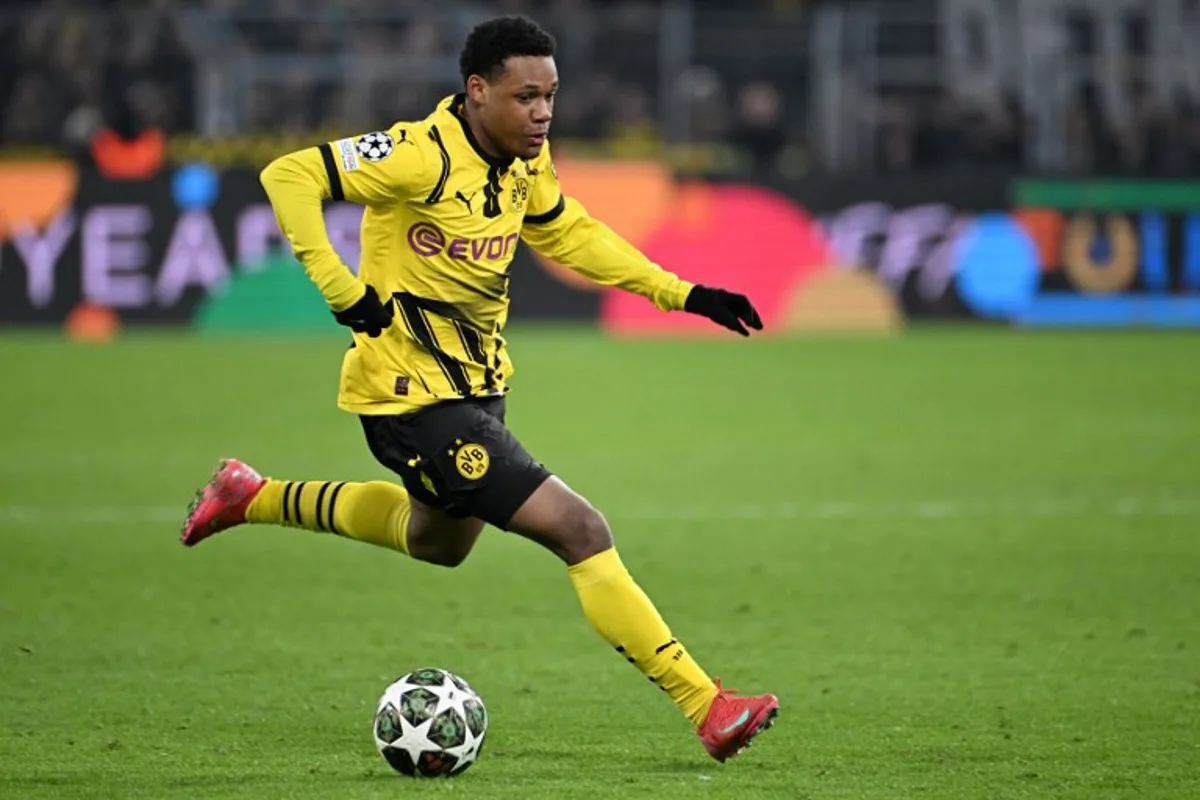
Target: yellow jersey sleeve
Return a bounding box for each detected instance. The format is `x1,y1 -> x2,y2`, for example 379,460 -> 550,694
520,142 -> 694,313
259,125 -> 437,311
325,127 -> 439,207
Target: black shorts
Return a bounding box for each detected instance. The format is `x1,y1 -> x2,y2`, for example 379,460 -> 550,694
359,397 -> 552,530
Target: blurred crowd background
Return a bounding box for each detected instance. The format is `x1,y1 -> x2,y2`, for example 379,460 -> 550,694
1,0 -> 1198,177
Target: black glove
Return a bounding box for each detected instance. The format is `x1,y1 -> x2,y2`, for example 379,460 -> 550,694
684,285 -> 763,336
333,285 -> 394,337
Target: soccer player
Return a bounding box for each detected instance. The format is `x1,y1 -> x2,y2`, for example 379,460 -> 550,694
181,15 -> 777,762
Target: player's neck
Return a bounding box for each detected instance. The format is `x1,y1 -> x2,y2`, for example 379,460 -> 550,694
458,97 -> 511,167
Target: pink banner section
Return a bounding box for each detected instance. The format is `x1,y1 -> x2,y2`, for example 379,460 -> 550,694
598,183 -> 900,335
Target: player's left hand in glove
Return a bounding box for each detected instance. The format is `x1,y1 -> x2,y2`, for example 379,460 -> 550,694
684,285 -> 764,336
333,285 -> 394,337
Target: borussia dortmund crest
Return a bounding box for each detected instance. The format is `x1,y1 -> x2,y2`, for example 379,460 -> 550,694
454,443 -> 489,480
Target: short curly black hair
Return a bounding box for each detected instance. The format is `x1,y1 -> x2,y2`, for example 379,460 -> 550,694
459,15 -> 556,84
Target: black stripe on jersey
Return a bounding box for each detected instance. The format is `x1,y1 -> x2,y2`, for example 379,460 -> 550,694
525,194 -> 565,224
418,308 -> 473,395
453,320 -> 488,365
402,294 -> 475,326
399,295 -> 496,388
317,143 -> 345,202
453,319 -> 495,392
491,324 -> 506,386
425,126 -> 452,204
482,164 -> 503,218
394,292 -> 473,396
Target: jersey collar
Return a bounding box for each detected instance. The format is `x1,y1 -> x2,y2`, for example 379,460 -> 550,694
443,93 -> 515,171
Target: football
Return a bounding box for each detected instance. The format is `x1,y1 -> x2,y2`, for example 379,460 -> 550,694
373,667 -> 488,778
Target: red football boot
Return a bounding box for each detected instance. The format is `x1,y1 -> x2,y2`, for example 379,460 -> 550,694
697,679 -> 780,762
180,459 -> 265,547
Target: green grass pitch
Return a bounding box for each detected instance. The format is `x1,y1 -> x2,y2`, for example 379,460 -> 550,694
1,327 -> 1198,799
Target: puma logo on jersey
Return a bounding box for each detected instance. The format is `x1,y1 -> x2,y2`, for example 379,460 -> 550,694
454,190 -> 477,214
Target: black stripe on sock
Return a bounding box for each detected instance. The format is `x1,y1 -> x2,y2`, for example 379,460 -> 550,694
327,482 -> 347,535
313,482 -> 331,531
615,645 -> 636,665
324,481 -> 345,533
292,482 -> 306,528
317,143 -> 344,202
654,639 -> 678,655
281,482 -> 293,524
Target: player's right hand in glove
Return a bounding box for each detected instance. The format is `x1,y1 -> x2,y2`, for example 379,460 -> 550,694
684,285 -> 764,336
333,284 -> 394,337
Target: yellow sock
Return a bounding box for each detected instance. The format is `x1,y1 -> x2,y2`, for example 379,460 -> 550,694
245,479 -> 412,555
568,548 -> 719,726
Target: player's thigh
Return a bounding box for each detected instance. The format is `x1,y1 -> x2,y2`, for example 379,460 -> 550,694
365,398 -> 552,531
360,412 -> 487,560
360,412 -> 447,511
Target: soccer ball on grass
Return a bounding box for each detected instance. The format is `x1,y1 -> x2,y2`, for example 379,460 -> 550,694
373,667 -> 487,778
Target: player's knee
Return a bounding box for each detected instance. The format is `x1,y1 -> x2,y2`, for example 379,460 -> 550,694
562,505 -> 613,564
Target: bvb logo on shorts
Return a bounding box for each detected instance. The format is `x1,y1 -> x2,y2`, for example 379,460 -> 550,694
454,443 -> 490,480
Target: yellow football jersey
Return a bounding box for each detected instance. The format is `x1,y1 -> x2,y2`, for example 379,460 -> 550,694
260,94 -> 693,415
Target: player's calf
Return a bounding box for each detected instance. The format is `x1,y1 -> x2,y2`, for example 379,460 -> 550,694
403,498 -> 485,568
181,464 -> 427,559
407,538 -> 474,568
503,476 -> 738,737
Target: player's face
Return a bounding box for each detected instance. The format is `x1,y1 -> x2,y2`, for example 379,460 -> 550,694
474,56 -> 558,160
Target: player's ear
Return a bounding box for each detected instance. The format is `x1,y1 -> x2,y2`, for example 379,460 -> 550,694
465,74 -> 487,105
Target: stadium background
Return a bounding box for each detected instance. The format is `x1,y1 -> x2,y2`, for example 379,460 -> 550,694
4,0 -> 1200,333
2,2 -> 1199,799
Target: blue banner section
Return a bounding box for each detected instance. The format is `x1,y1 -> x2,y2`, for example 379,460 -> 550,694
1015,295 -> 1200,327
782,173 -> 1200,329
